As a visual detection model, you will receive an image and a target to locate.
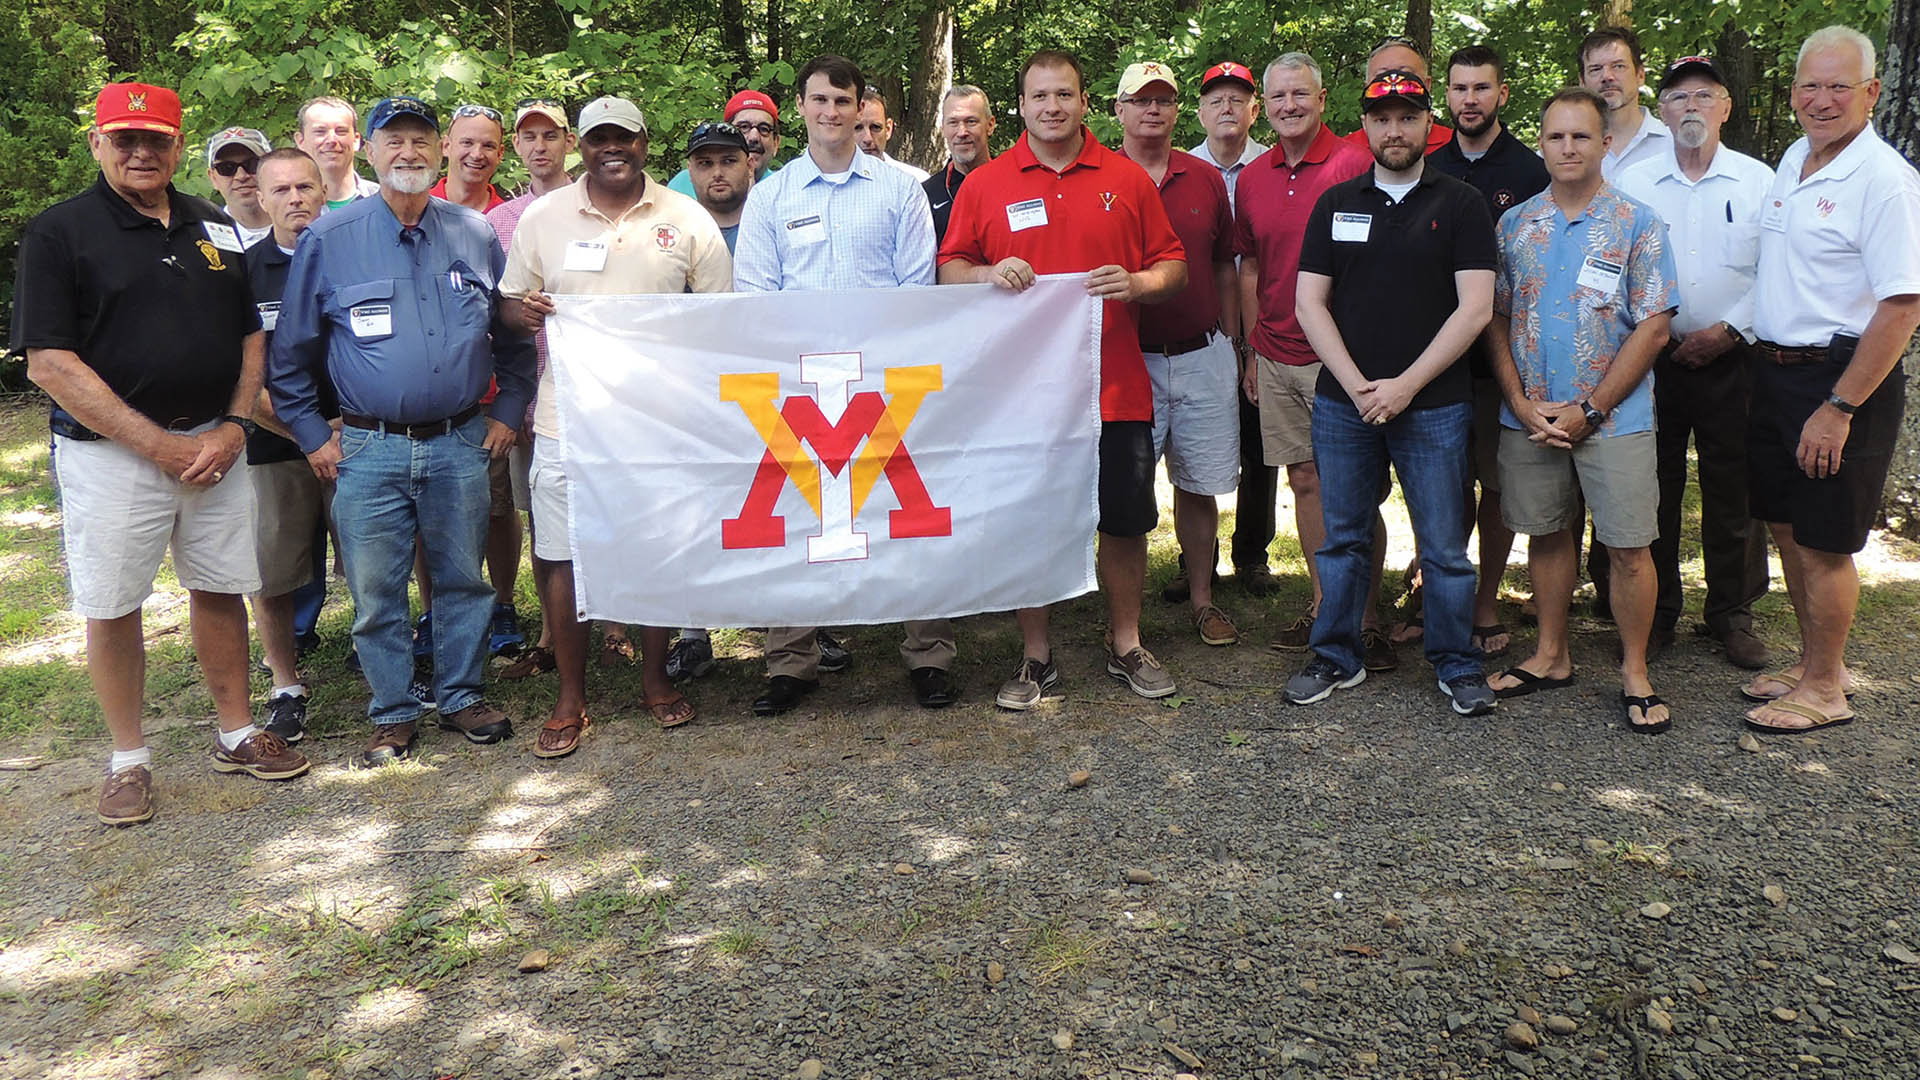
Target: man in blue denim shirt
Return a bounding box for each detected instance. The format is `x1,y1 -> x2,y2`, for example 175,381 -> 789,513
269,96 -> 537,767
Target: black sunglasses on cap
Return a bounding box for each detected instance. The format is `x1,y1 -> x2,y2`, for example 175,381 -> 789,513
211,157 -> 260,177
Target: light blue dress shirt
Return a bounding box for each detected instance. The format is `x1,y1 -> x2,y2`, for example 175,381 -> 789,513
731,148 -> 936,291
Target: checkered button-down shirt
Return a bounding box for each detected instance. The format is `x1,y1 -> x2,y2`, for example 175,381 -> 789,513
732,148 -> 936,291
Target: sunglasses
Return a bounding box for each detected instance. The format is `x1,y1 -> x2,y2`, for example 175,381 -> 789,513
1364,72 -> 1427,100
515,97 -> 564,111
211,157 -> 260,177
451,103 -> 503,123
107,130 -> 176,155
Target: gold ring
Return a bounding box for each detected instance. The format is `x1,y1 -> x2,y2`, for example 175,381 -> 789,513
213,471 -> 224,481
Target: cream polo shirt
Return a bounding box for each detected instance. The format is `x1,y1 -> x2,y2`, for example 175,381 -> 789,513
1752,124 -> 1920,347
1616,142 -> 1775,338
500,174 -> 732,438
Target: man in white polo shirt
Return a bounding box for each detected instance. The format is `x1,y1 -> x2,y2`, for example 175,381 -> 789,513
1741,25 -> 1920,735
1578,26 -> 1671,180
500,96 -> 732,756
1615,55 -> 1775,672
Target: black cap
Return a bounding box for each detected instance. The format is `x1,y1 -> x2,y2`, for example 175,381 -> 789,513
1359,70 -> 1430,114
1658,55 -> 1725,92
687,120 -> 751,155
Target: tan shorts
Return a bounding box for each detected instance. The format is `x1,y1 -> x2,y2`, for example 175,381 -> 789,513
1498,428 -> 1657,548
508,440 -> 532,513
488,451 -> 515,519
1255,356 -> 1320,467
250,459 -> 326,597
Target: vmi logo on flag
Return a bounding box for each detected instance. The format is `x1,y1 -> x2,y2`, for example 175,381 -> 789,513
719,352 -> 951,562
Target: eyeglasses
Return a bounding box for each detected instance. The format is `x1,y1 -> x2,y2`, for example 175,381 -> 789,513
1793,80 -> 1871,98
733,120 -> 778,136
1659,88 -> 1725,107
451,103 -> 503,123
107,131 -> 176,155
1121,96 -> 1176,109
211,157 -> 260,177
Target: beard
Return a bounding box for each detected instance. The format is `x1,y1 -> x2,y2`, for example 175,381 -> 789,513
382,164 -> 434,194
1676,116 -> 1710,149
1372,141 -> 1423,171
1455,107 -> 1497,139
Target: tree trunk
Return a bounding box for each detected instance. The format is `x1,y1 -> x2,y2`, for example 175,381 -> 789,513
1715,21 -> 1757,156
1403,0 -> 1431,61
719,0 -> 750,79
1880,0 -> 1920,536
1604,0 -> 1633,28
765,0 -> 782,66
894,0 -> 954,171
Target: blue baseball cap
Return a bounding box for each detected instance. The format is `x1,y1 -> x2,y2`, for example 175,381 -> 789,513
364,96 -> 438,137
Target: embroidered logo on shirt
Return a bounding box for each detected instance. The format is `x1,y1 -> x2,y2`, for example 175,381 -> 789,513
195,238 -> 226,271
1494,189 -> 1514,208
1099,192 -> 1116,212
1816,197 -> 1837,218
654,224 -> 681,250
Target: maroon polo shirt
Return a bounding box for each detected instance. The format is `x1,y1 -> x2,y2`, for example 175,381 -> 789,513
1232,125 -> 1372,365
1119,147 -> 1235,349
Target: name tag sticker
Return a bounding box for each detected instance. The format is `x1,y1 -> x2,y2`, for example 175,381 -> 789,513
1761,198 -> 1788,232
1005,198 -> 1049,232
203,221 -> 245,253
349,304 -> 393,338
563,240 -> 608,272
257,301 -> 280,332
1331,212 -> 1372,242
785,214 -> 827,246
1576,256 -> 1624,296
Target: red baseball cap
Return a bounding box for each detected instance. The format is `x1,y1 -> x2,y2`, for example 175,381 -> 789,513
1199,61 -> 1257,94
724,89 -> 780,124
96,83 -> 182,136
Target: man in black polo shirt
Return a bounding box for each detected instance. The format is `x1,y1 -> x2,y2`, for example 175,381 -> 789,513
921,84 -> 995,243
11,83 -> 310,826
1429,44 -> 1550,659
1282,71 -> 1499,715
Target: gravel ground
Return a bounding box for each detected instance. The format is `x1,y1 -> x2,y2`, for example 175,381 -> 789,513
2,586 -> 1918,1080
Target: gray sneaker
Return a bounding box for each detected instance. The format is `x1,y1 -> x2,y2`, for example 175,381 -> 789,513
1438,673 -> 1498,716
1107,646 -> 1176,699
994,656 -> 1060,711
1284,656 -> 1365,705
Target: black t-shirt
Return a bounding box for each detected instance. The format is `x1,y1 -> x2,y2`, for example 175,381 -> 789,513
1298,166 -> 1497,409
10,174 -> 261,433
922,162 -> 971,244
1428,126 -> 1549,378
243,235 -> 337,465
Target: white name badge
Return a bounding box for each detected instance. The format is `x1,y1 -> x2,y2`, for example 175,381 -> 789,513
257,301 -> 281,332
1331,212 -> 1372,242
563,240 -> 608,272
1005,198 -> 1049,232
349,304 -> 393,338
785,214 -> 828,246
1575,255 -> 1624,296
1760,198 -> 1788,233
203,221 -> 245,253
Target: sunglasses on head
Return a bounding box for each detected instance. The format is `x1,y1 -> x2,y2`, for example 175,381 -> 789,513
211,157 -> 259,177
452,103 -> 502,123
1364,72 -> 1425,99
515,97 -> 564,110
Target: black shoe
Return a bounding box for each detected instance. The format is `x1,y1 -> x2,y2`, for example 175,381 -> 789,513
817,630 -> 851,674
1234,565 -> 1276,597
752,675 -> 819,716
263,691 -> 309,744
293,630 -> 322,659
909,666 -> 957,709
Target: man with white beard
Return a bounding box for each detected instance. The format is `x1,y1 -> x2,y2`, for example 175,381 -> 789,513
1616,56 -> 1775,671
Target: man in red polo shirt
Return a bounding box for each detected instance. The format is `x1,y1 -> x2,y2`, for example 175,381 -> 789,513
939,48 -> 1188,710
1235,52 -> 1397,669
1114,60 -> 1241,648
1342,38 -> 1454,156
429,104 -> 507,212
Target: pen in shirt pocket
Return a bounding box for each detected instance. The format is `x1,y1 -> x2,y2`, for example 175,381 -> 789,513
449,269 -> 462,291
1725,200 -> 1733,223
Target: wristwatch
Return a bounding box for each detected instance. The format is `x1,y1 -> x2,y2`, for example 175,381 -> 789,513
221,413 -> 259,437
1579,399 -> 1606,428
1825,393 -> 1859,416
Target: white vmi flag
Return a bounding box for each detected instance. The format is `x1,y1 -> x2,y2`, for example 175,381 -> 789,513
545,275 -> 1102,628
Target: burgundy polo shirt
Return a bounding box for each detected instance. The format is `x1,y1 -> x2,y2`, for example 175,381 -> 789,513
1232,125 -> 1372,365
1119,147 -> 1235,349
940,128 -> 1186,422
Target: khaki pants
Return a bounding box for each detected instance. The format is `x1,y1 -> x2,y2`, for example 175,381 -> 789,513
764,621 -> 955,679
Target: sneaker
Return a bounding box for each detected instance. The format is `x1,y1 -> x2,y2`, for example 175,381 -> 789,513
488,602 -> 525,657
264,691 -> 309,744
353,722 -> 416,769
1284,656 -> 1365,705
994,656 -> 1060,711
97,766 -> 154,827
409,667 -> 437,710
665,635 -> 716,680
817,629 -> 851,674
1438,673 -> 1498,716
211,730 -> 311,780
439,701 -> 513,744
411,612 -> 434,659
1361,627 -> 1398,672
1107,646 -> 1176,699
1270,611 -> 1315,652
1194,604 -> 1238,646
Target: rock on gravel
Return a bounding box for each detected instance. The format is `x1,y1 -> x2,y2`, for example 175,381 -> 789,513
1165,1043 -> 1203,1069
985,961 -> 1004,984
1884,943 -> 1920,966
1738,732 -> 1763,752
1771,1007 -> 1799,1023
517,949 -> 550,973
1067,770 -> 1092,788
1125,867 -> 1156,885
797,1059 -> 824,1080
1545,1015 -> 1579,1036
1505,1022 -> 1540,1051
1051,1030 -> 1073,1050
1647,1008 -> 1675,1035
1763,884 -> 1787,906
1640,902 -> 1673,920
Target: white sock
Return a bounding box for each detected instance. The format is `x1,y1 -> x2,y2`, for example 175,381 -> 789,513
681,628 -> 710,641
217,725 -> 261,751
272,684 -> 308,701
108,747 -> 152,775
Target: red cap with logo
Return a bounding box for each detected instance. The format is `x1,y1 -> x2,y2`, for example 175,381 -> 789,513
724,89 -> 780,124
96,83 -> 182,136
1199,62 -> 1257,94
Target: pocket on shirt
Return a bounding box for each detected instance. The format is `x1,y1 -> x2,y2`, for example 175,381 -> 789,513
1720,220 -> 1761,271
440,261 -> 494,339
331,280 -> 399,344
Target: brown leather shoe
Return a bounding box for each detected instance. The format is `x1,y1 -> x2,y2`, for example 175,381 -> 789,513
439,702 -> 513,744
97,766 -> 154,826
210,730 -> 311,780
353,722 -> 416,769
1194,604 -> 1239,646
1270,611 -> 1315,652
1361,627 -> 1398,672
1721,627 -> 1770,671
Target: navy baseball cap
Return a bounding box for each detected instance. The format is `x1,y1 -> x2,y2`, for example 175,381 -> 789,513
364,96 -> 438,137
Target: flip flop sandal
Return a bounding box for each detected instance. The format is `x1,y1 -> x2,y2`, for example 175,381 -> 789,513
645,694 -> 696,729
533,714 -> 590,759
1622,693 -> 1671,735
1739,671 -> 1856,703
1472,623 -> 1511,658
1492,666 -> 1577,699
1743,699 -> 1855,735
500,646 -> 557,680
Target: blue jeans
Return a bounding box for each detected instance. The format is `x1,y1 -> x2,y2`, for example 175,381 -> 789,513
1308,393 -> 1479,681
333,415 -> 493,725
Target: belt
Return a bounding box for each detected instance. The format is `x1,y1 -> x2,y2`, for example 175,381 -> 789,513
340,403 -> 483,438
1141,331 -> 1214,357
49,412 -> 102,441
1755,340 -> 1830,366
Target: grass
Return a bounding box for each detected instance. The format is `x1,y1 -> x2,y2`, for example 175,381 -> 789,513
1021,920 -> 1104,982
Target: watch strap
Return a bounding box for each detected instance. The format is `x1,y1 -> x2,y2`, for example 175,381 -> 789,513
1825,393 -> 1859,416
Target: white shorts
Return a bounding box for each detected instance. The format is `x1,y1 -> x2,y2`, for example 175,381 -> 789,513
528,435 -> 573,562
55,428 -> 261,619
1145,333 -> 1241,496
